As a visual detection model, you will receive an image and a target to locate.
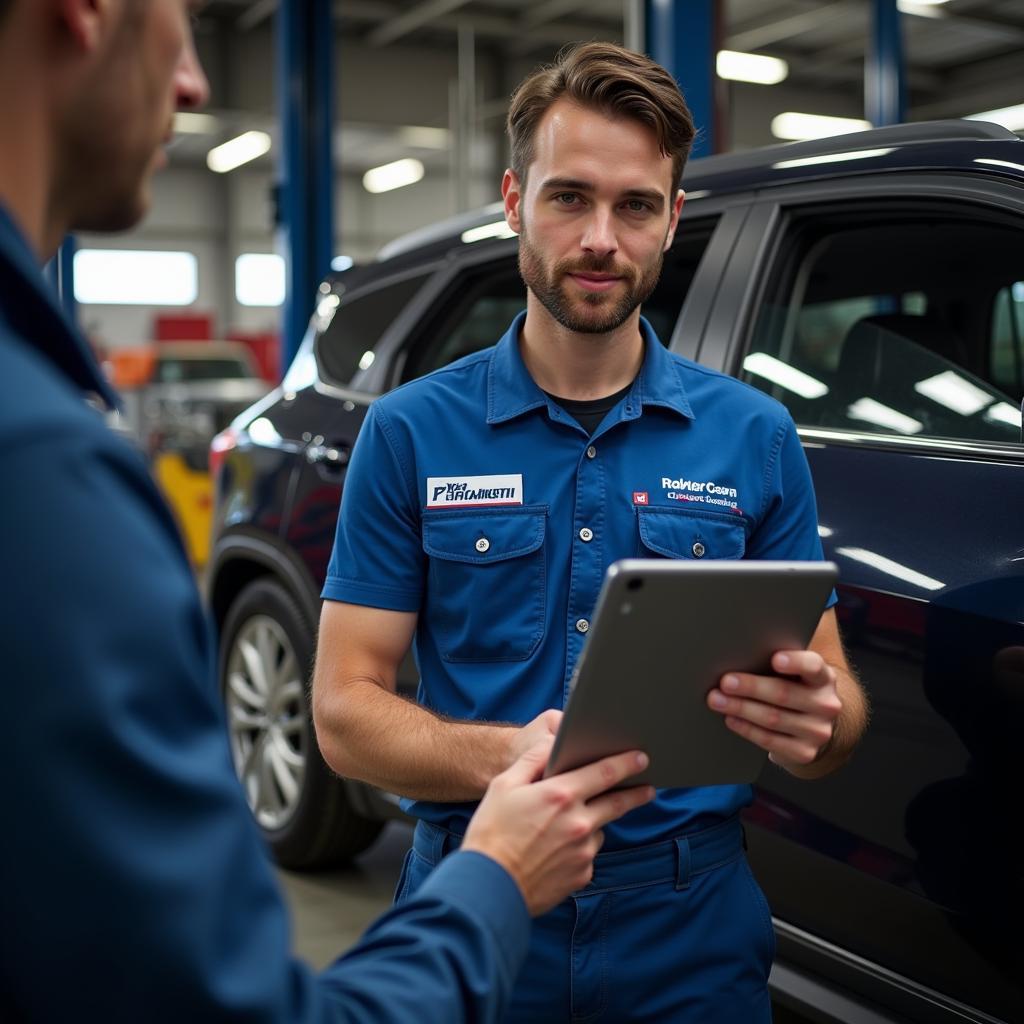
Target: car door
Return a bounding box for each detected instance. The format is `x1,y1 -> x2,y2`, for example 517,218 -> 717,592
701,174 -> 1024,1022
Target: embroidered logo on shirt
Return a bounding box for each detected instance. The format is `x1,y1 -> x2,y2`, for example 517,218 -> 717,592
632,491 -> 649,505
661,477 -> 741,512
426,475 -> 523,508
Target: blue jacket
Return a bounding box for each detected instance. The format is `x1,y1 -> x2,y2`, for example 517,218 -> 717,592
0,205 -> 529,1022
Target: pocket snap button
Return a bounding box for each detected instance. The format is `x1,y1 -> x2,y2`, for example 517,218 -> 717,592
692,541 -> 706,558
475,537 -> 490,553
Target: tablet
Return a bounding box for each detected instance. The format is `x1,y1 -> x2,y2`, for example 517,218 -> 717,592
545,559 -> 838,788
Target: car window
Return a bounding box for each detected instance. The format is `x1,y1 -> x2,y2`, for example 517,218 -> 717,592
742,210 -> 1023,444
156,357 -> 253,382
399,219 -> 720,384
316,272 -> 430,388
990,280 -> 1024,399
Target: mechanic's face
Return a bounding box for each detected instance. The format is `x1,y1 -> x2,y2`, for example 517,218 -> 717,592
62,0 -> 209,232
503,97 -> 683,335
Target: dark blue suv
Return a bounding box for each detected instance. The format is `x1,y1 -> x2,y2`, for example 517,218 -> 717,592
209,120 -> 1024,1024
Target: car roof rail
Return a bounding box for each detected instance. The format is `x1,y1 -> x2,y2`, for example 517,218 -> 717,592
377,201 -> 508,263
684,119 -> 1018,183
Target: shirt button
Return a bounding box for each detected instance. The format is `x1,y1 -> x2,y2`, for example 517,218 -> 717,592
579,527 -> 594,543
575,618 -> 590,634
692,542 -> 706,558
475,537 -> 490,553
586,445 -> 597,459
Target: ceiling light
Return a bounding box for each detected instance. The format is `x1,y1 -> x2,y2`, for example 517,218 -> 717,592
847,397 -> 923,434
774,148 -> 893,169
461,221 -> 517,244
837,547 -> 944,591
914,370 -> 991,416
363,158 -> 425,194
742,353 -> 828,399
967,103 -> 1024,132
716,50 -> 788,85
207,131 -> 272,173
399,126 -> 450,149
174,112 -> 220,134
771,113 -> 871,141
897,1 -> 948,18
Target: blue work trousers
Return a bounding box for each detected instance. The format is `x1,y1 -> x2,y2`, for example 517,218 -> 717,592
396,816 -> 775,1022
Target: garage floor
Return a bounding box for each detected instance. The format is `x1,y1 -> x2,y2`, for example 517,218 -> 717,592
277,821 -> 413,970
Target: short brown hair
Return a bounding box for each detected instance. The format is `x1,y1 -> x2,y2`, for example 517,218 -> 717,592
507,41 -> 696,189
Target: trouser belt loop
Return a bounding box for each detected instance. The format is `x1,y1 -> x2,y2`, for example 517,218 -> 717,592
675,836 -> 692,891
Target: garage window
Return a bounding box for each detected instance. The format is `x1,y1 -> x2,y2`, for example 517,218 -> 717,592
741,207 -> 1023,444
74,249 -> 198,306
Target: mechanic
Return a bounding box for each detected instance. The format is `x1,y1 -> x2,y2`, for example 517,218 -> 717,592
0,4 -> 655,1021
314,41 -> 870,1023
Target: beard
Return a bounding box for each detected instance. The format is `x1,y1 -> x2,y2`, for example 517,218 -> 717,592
518,224 -> 664,335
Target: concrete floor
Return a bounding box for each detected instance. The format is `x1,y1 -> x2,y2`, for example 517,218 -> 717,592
277,821 -> 413,971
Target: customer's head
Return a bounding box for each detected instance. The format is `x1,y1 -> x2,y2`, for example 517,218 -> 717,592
507,42 -> 695,191
0,0 -> 209,245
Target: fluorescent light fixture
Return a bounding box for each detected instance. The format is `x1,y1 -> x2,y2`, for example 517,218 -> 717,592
235,253 -> 285,307
742,352 -> 829,399
897,0 -> 948,17
771,113 -> 871,141
847,397 -> 923,434
174,112 -> 220,134
774,148 -> 893,170
331,255 -> 354,272
461,220 -> 517,244
74,249 -> 197,306
837,547 -> 944,591
817,525 -> 834,538
207,131 -> 272,173
399,126 -> 450,149
358,351 -> 376,371
985,402 -> 1023,429
716,50 -> 788,85
363,158 -> 424,194
684,189 -> 711,200
914,370 -> 990,416
966,103 -> 1024,132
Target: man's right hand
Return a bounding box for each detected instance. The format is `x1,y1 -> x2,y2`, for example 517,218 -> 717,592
462,739 -> 654,916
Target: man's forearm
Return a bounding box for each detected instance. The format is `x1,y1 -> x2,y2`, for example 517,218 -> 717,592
314,678 -> 515,801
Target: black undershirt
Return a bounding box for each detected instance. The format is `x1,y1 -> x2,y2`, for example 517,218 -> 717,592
544,382 -> 633,436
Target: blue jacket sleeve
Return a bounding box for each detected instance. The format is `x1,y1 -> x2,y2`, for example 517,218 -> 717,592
0,422 -> 528,1022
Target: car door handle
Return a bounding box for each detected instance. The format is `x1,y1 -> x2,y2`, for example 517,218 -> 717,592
306,442 -> 350,468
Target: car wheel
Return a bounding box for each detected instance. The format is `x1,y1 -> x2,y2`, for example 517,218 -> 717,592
219,577 -> 383,868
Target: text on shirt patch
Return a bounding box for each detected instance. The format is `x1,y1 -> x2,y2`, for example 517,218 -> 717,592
661,476 -> 741,511
426,474 -> 524,508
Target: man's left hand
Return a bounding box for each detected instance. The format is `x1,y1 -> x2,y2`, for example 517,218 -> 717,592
706,650 -> 843,772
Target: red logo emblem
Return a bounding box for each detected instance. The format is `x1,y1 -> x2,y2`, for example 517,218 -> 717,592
633,491 -> 649,505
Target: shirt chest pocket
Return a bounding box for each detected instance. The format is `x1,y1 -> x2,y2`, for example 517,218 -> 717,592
422,506 -> 547,663
636,506 -> 747,560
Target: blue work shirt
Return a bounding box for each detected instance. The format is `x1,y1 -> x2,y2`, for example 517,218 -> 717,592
324,312 -> 834,848
0,204 -> 528,1023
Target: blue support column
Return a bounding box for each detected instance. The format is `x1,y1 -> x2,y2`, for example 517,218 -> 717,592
276,0 -> 335,376
645,0 -> 720,159
45,237 -> 77,322
866,0 -> 906,127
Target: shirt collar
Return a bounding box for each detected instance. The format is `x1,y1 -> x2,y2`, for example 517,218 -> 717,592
486,311 -> 693,425
0,205 -> 120,410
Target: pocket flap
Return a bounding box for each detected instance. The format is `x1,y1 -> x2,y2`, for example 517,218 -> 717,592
423,507 -> 547,564
638,506 -> 746,560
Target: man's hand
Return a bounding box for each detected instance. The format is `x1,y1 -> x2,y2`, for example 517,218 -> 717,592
463,739 -> 654,916
505,709 -> 563,769
706,649 -> 843,772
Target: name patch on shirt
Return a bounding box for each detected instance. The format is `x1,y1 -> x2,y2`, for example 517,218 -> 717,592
426,475 -> 524,509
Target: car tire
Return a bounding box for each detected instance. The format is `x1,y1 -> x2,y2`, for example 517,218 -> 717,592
218,577 -> 384,868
